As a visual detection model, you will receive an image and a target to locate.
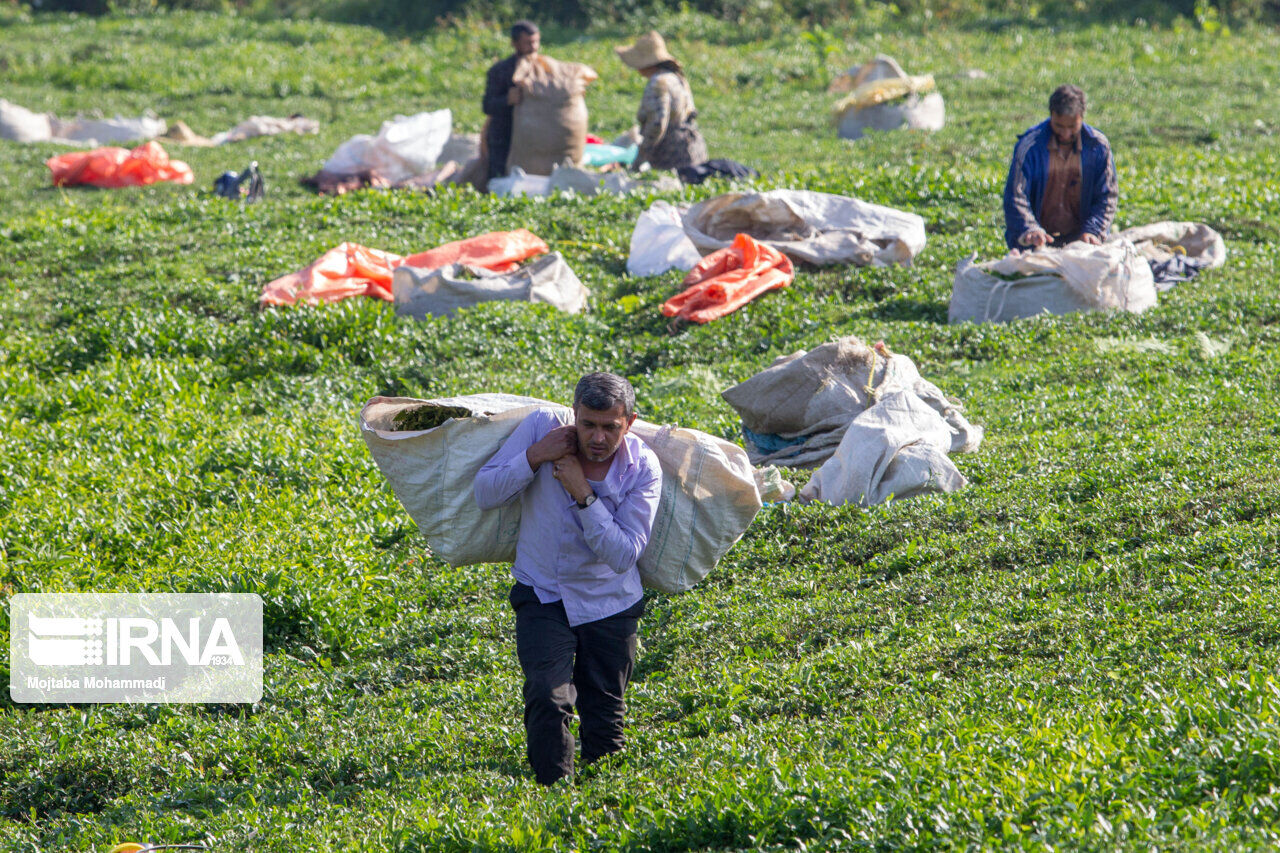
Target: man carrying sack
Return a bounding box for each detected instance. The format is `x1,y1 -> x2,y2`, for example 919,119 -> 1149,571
482,21 -> 541,182
1003,84 -> 1117,250
474,373 -> 662,785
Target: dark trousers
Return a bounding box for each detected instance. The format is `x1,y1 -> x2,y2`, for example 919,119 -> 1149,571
509,582 -> 644,785
486,127 -> 511,181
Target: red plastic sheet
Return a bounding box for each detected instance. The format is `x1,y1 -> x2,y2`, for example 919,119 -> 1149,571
661,233 -> 795,324
46,141 -> 194,188
260,229 -> 550,307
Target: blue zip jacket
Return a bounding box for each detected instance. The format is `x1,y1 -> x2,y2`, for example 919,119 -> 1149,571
1003,119 -> 1117,249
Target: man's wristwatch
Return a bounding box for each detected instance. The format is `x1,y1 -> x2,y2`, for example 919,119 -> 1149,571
576,492 -> 597,510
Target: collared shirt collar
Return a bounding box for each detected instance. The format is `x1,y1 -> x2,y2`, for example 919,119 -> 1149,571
593,433 -> 639,501
1049,131 -> 1082,155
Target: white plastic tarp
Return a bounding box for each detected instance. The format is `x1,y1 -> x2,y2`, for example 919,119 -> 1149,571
210,115 -> 319,145
1,99 -> 165,146
683,190 -> 927,267
392,252 -> 588,319
322,109 -> 451,184
627,201 -> 702,277
949,240 -> 1157,324
359,395 -> 763,593
489,165 -> 680,199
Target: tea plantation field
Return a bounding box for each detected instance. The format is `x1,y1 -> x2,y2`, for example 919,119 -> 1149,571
2,8 -> 1280,850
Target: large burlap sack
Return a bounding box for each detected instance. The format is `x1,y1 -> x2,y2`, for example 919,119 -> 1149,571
683,190 -> 927,267
392,252 -> 588,319
360,395 -> 762,593
722,337 -> 982,468
948,240 -> 1157,324
508,55 -> 597,176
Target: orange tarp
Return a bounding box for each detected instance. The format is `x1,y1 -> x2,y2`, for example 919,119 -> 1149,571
661,233 -> 794,324
259,229 -> 550,307
46,141 -> 194,188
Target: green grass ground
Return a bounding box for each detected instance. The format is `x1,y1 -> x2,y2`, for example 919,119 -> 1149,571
2,8 -> 1280,850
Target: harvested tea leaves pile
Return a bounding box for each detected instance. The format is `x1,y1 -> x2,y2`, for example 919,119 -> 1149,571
391,404 -> 471,431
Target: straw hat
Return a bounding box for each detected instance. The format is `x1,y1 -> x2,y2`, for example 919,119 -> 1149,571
615,31 -> 680,72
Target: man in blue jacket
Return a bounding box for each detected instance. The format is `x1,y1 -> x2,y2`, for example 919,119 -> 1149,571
1003,85 -> 1117,251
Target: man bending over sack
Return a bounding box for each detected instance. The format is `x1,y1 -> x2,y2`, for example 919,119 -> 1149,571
1004,84 -> 1117,250
482,21 -> 541,183
474,373 -> 662,785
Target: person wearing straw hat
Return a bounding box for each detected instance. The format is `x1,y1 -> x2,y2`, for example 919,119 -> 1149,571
615,31 -> 708,172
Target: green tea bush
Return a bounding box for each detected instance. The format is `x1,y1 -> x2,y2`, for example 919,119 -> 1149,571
3,10 -> 1280,852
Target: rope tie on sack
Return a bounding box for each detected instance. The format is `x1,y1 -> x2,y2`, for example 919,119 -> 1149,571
983,277 -> 1017,324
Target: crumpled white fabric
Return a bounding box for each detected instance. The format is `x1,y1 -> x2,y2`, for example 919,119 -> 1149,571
682,189 -> 927,267
799,390 -> 968,507
211,114 -> 319,145
321,109 -> 451,184
627,201 -> 702,277
1,98 -> 166,146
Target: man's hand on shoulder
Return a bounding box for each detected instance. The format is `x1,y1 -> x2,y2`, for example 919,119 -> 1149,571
552,454 -> 592,504
1079,232 -> 1102,245
527,424 -> 577,469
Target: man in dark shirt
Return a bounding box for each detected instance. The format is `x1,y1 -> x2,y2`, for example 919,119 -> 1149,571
482,21 -> 541,182
1003,85 -> 1117,250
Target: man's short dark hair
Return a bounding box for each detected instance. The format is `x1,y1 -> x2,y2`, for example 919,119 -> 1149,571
574,372 -> 635,416
1049,85 -> 1087,117
511,20 -> 539,40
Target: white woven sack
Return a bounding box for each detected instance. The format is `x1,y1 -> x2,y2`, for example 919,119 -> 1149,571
360,395 -> 762,593
949,240 -> 1157,324
392,252 -> 588,319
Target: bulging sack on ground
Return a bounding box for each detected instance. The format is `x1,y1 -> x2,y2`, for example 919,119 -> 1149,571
832,56 -> 945,141
46,141 -> 194,188
1110,221 -> 1226,287
683,190 -> 926,267
359,395 -> 763,593
322,110 -> 451,185
949,240 -> 1157,324
661,233 -> 794,324
259,230 -> 549,306
508,56 -> 597,176
798,389 -> 968,507
392,252 -> 587,319
722,337 -> 982,469
627,201 -> 702,277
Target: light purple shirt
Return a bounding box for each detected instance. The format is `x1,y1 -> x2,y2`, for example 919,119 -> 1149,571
473,408 -> 663,626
